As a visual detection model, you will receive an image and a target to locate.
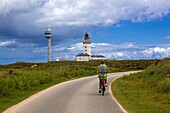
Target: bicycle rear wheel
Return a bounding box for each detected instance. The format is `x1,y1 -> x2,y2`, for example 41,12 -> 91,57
102,82 -> 105,96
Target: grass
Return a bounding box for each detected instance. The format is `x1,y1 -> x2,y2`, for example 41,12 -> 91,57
111,59 -> 170,113
0,84 -> 53,112
0,60 -> 158,112
0,77 -> 67,113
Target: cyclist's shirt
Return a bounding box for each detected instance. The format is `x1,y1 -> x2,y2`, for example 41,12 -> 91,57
99,64 -> 107,73
99,64 -> 107,79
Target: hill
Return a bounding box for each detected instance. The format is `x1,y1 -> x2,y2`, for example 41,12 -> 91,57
111,58 -> 170,113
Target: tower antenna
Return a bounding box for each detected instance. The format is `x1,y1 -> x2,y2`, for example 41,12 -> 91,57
44,26 -> 52,62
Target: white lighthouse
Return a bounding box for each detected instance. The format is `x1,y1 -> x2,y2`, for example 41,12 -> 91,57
83,32 -> 91,55
76,32 -> 91,61
76,32 -> 105,61
44,26 -> 52,62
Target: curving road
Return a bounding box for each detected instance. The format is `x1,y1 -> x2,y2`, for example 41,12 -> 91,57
4,71 -> 140,113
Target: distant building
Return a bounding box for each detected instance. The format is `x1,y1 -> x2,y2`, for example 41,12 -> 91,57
91,55 -> 106,60
76,32 -> 105,61
56,58 -> 68,61
76,53 -> 91,61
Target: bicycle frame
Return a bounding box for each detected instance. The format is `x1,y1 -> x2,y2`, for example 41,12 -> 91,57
101,79 -> 105,96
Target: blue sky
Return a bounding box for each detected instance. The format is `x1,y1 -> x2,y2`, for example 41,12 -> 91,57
91,15 -> 170,44
0,0 -> 170,64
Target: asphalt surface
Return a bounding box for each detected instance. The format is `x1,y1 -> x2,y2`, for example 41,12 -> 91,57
4,71 -> 140,113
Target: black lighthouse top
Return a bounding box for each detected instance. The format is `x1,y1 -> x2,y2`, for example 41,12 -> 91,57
83,32 -> 91,44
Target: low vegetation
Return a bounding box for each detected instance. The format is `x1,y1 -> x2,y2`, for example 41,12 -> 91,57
111,58 -> 170,113
0,60 -> 158,112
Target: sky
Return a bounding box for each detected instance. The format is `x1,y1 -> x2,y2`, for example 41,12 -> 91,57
0,0 -> 170,64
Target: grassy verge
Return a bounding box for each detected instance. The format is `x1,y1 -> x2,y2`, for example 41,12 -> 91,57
0,60 -> 157,112
0,79 -> 66,113
111,59 -> 170,113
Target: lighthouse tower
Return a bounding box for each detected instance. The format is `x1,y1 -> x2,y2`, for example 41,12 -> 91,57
76,32 -> 106,61
44,26 -> 52,62
83,32 -> 91,55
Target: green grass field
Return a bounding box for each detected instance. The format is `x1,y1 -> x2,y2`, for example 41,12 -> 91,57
0,60 -> 159,112
111,59 -> 170,113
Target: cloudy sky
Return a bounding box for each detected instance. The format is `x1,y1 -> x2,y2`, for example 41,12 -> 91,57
0,0 -> 170,64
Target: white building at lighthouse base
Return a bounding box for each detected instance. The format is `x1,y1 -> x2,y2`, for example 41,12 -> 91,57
76,53 -> 91,61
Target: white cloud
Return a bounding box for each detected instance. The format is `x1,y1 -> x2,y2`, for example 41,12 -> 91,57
54,47 -> 67,52
1,40 -> 170,63
0,0 -> 170,47
1,0 -> 170,27
165,36 -> 170,39
67,43 -> 83,51
0,40 -> 15,47
53,42 -> 170,60
91,43 -> 111,47
1,40 -> 169,61
34,0 -> 170,26
0,0 -> 44,16
142,46 -> 170,58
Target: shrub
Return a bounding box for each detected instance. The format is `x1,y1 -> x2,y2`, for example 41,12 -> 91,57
144,66 -> 156,76
0,78 -> 16,96
157,78 -> 170,93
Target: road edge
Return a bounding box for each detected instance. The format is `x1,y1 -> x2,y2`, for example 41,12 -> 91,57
109,75 -> 128,113
109,71 -> 142,113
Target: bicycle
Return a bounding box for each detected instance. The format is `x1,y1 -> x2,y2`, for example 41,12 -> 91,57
101,79 -> 106,96
98,73 -> 107,96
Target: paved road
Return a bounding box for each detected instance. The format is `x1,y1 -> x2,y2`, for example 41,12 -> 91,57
4,71 -> 140,113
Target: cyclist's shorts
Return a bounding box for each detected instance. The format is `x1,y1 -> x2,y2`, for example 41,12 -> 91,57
99,74 -> 107,80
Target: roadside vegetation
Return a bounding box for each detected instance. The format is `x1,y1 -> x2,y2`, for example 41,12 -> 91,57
0,60 -> 158,112
111,58 -> 170,113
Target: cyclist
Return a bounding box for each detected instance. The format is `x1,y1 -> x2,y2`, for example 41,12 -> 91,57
97,60 -> 109,93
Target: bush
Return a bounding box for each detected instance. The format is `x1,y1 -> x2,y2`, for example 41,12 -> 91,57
141,63 -> 170,87
144,66 -> 156,76
157,78 -> 170,93
0,78 -> 16,96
